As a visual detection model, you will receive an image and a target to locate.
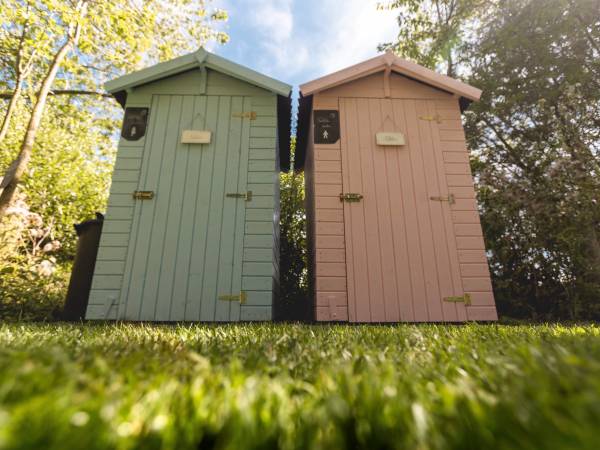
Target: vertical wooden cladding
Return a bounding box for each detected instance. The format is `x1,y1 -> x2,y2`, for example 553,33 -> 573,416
306,70 -> 497,322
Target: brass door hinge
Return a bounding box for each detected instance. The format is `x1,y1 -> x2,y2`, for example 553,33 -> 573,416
218,291 -> 247,304
226,191 -> 252,201
340,193 -> 363,202
419,114 -> 443,124
444,293 -> 472,306
132,190 -> 154,200
430,194 -> 455,205
232,111 -> 257,120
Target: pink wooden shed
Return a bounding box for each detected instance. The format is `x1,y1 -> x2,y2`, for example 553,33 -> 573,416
296,52 -> 498,322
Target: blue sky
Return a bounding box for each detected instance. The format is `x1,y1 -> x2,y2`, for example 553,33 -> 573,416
207,0 -> 399,88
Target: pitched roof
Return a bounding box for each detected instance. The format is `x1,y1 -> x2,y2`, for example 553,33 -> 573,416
105,48 -> 291,97
300,51 -> 481,102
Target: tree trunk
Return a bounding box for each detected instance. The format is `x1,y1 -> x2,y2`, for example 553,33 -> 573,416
0,28 -> 80,221
0,81 -> 22,143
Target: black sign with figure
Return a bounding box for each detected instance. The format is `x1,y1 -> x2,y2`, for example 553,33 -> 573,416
314,110 -> 340,144
121,107 -> 149,141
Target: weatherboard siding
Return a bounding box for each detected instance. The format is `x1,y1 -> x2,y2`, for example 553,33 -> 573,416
87,68 -> 279,321
241,94 -> 278,320
309,96 -> 348,322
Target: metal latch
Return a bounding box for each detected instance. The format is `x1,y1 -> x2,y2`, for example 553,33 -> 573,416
430,194 -> 455,205
226,191 -> 252,201
232,111 -> 257,120
218,291 -> 247,304
132,190 -> 154,200
339,193 -> 363,202
444,293 -> 472,306
419,114 -> 443,124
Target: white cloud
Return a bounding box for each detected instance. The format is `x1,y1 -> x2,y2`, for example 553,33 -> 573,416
310,0 -> 398,76
215,0 -> 399,84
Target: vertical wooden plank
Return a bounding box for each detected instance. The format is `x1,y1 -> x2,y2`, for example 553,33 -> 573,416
153,95 -> 196,320
341,98 -> 371,322
215,96 -> 244,321
186,96 -> 220,321
230,96 -> 252,321
138,95 -> 184,320
380,99 -> 414,321
391,99 -> 428,321
122,95 -> 172,320
403,99 -> 443,321
416,101 -> 458,322
170,95 -> 208,321
368,98 -> 400,321
200,96 -> 232,321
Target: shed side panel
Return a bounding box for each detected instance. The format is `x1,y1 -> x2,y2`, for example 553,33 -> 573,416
312,95 -> 348,322
86,91 -> 152,320
434,99 -> 498,321
241,94 -> 278,321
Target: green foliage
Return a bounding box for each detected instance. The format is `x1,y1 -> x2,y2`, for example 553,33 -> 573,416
464,0 -> 600,320
0,195 -> 69,321
0,323 -> 599,449
278,138 -> 309,320
0,0 -> 228,318
278,170 -> 308,319
378,0 -> 487,75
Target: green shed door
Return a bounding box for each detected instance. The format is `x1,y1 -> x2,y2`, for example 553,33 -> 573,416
119,94 -> 252,321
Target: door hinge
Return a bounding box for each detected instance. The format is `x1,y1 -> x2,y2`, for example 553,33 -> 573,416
340,193 -> 363,202
232,111 -> 257,120
430,194 -> 455,205
226,190 -> 252,201
444,293 -> 472,306
419,114 -> 443,124
132,190 -> 154,200
218,291 -> 247,304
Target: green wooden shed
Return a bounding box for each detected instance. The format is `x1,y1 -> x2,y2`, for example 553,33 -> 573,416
85,48 -> 291,322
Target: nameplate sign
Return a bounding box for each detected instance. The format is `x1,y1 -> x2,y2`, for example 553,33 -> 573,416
181,130 -> 211,144
376,132 -> 406,146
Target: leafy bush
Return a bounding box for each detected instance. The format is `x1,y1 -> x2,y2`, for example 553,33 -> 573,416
0,196 -> 71,321
0,323 -> 598,450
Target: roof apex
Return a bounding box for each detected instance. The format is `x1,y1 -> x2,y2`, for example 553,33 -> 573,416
300,52 -> 481,102
105,48 -> 291,97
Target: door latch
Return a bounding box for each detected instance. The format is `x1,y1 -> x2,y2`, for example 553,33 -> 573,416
218,291 -> 247,304
444,293 -> 471,306
419,114 -> 443,124
226,191 -> 252,201
132,190 -> 154,200
339,193 -> 363,202
232,111 -> 257,120
430,194 -> 455,205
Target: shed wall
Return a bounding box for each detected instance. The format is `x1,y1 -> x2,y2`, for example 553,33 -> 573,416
306,72 -> 496,322
87,69 -> 279,321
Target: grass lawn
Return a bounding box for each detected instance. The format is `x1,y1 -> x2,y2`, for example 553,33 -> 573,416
0,323 -> 599,450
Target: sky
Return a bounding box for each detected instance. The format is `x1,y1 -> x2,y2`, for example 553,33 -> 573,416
208,0 -> 399,88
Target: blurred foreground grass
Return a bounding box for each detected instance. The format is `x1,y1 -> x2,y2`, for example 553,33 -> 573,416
0,323 -> 599,450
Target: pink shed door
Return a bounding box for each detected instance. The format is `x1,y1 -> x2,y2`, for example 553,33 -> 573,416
340,97 -> 468,322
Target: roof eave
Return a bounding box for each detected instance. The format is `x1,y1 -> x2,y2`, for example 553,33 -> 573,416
104,48 -> 291,97
300,53 -> 481,103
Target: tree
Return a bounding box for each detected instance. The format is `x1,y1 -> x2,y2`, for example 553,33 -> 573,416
378,0 -> 489,76
464,0 -> 600,320
0,0 -> 228,220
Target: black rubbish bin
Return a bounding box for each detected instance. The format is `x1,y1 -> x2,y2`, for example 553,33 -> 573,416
62,212 -> 104,321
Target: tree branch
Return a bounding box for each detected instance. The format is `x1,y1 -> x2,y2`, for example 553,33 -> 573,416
0,89 -> 112,99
